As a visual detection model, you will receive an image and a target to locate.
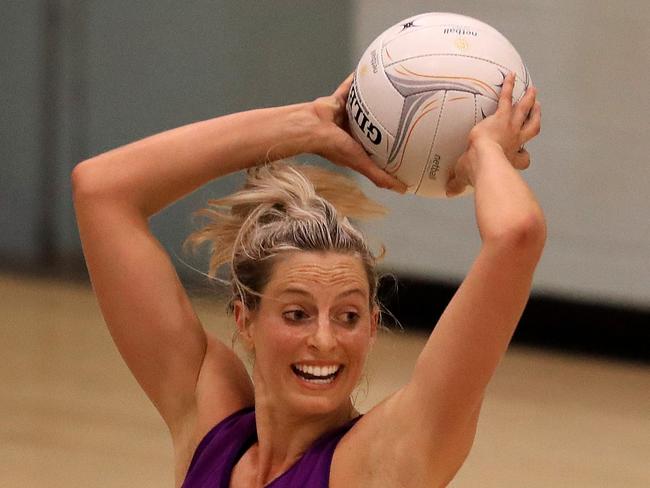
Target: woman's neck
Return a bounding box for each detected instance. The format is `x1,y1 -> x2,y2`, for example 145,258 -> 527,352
250,397 -> 358,486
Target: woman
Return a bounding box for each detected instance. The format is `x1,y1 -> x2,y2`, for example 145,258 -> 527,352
72,72 -> 544,487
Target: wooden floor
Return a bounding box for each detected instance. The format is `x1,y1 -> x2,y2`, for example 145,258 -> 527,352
2,273 -> 648,487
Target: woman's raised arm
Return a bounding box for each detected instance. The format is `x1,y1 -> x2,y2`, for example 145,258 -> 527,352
361,73 -> 545,485
71,105 -> 312,435
71,82 -> 404,440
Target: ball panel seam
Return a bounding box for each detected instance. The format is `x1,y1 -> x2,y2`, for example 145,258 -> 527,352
414,90 -> 447,194
384,53 -> 527,102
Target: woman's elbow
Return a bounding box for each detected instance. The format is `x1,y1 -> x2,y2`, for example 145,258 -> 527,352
71,158 -> 110,203
487,210 -> 547,258
71,160 -> 93,200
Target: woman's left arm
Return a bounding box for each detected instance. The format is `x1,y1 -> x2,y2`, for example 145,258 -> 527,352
374,74 -> 545,481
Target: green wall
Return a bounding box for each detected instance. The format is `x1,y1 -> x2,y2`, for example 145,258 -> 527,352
1,0 -> 353,277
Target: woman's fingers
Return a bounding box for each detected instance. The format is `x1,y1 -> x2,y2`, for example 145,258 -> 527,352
357,159 -> 407,193
446,156 -> 471,197
513,85 -> 537,128
349,150 -> 407,192
512,148 -> 531,170
314,73 -> 355,127
314,75 -> 407,193
446,172 -> 465,197
328,130 -> 407,192
333,73 -> 354,102
520,101 -> 541,142
497,72 -> 516,112
446,172 -> 470,197
472,71 -> 539,169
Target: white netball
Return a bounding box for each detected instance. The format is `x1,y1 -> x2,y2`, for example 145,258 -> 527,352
346,12 -> 530,198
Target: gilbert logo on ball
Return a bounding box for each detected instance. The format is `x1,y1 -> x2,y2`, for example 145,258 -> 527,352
347,12 -> 530,198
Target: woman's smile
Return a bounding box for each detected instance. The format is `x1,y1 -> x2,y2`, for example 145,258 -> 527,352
291,363 -> 345,387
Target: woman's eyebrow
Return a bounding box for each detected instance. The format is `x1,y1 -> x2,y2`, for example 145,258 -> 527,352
336,288 -> 367,300
278,287 -> 313,298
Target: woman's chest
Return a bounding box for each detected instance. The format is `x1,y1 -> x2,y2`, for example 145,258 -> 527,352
229,449 -> 260,488
229,454 -> 407,488
228,446 -> 344,488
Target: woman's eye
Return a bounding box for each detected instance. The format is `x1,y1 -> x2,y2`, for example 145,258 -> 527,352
283,309 -> 309,322
337,311 -> 360,326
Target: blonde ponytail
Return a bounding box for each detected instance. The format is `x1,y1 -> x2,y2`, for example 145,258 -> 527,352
184,160 -> 386,311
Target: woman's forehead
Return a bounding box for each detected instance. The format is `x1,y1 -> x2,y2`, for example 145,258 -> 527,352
267,251 -> 368,292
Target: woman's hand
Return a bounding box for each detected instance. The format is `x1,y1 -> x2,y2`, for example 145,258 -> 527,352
446,72 -> 541,197
306,74 -> 407,192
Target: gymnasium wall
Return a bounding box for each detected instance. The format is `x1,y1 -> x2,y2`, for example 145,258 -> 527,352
1,2 -> 44,264
2,1 -> 648,315
0,0 -> 352,274
353,0 -> 650,309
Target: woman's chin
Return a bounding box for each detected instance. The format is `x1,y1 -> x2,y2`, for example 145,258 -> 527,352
268,368 -> 358,417
286,385 -> 351,417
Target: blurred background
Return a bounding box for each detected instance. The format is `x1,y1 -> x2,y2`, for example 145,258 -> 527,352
2,1 -> 648,487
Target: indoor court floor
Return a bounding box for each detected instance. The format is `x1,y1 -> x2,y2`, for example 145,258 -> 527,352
2,273 -> 649,487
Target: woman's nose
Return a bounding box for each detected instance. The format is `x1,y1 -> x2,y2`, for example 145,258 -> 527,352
307,316 -> 337,351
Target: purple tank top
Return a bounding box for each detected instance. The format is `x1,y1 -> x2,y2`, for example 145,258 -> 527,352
181,407 -> 362,487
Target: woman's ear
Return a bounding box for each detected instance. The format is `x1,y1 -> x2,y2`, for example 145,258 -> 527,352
234,300 -> 255,352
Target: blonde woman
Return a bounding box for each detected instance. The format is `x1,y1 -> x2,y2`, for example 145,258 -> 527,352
72,72 -> 543,487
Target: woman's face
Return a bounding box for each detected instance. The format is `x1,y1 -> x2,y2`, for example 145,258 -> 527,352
236,251 -> 377,418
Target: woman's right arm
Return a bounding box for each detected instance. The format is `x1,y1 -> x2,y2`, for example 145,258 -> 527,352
72,83 -> 403,437
71,105 -> 315,435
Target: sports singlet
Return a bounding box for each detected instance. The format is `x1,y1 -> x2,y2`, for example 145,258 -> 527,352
181,407 -> 362,487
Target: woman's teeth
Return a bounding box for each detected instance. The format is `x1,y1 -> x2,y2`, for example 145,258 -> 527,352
292,364 -> 342,384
